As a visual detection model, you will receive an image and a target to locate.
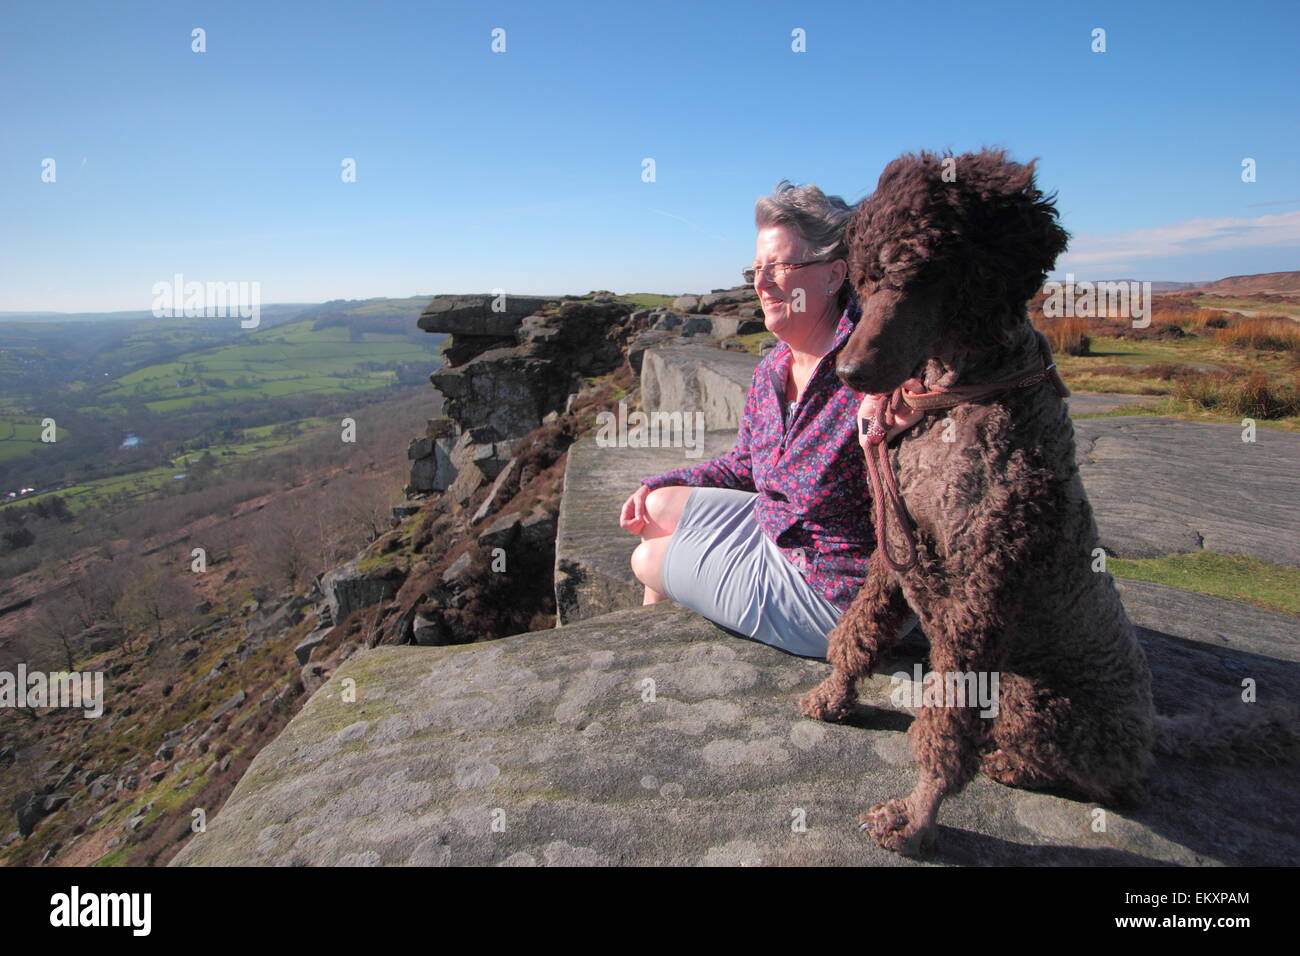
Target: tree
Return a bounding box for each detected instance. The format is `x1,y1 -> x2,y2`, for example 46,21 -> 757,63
2,525 -> 35,551
249,498 -> 316,590
35,603 -> 77,673
113,557 -> 197,650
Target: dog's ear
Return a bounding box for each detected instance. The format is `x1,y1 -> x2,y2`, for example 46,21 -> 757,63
942,150 -> 1072,344
846,153 -> 952,299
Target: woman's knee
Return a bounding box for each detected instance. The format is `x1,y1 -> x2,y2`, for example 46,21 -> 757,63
643,486 -> 691,535
630,535 -> 670,591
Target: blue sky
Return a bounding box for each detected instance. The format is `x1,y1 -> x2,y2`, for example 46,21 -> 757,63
2,0 -> 1297,312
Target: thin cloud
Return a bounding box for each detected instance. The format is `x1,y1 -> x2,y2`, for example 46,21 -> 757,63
650,208 -> 695,226
1061,209 -> 1300,268
649,208 -> 729,242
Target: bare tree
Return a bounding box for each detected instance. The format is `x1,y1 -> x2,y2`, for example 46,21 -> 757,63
113,556 -> 198,649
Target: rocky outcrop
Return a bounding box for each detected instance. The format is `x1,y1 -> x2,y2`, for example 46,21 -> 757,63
417,294 -> 555,365
407,297 -> 639,502
626,305 -> 767,374
671,285 -> 763,316
406,288 -> 766,501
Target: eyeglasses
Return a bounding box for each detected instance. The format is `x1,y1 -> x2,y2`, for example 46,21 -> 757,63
743,260 -> 825,284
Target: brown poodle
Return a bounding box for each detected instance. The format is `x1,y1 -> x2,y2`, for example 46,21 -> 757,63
798,148 -> 1295,856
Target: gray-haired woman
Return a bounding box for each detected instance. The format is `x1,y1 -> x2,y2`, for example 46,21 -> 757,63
620,181 -> 918,659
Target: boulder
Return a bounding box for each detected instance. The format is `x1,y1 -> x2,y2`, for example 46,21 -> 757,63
626,330 -> 678,374
697,286 -> 759,313
519,508 -> 556,549
476,512 -> 522,550
210,691 -> 247,722
11,791 -> 44,837
430,351 -> 574,441
321,558 -> 403,624
440,553 -> 475,589
640,346 -> 759,432
471,459 -> 520,525
295,627 -> 331,666
417,294 -> 554,339
412,610 -> 454,647
407,431 -> 458,494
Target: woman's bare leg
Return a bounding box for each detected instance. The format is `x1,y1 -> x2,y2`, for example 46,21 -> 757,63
629,486 -> 694,605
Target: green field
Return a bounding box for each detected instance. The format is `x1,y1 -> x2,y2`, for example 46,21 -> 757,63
0,419 -> 70,462
93,319 -> 435,413
2,415 -> 338,513
0,299 -> 445,485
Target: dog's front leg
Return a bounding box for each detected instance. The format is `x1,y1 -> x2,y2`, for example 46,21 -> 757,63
799,558 -> 911,722
861,506 -> 1032,855
860,704 -> 985,856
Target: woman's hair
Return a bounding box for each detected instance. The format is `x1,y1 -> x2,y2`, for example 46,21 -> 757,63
754,180 -> 855,311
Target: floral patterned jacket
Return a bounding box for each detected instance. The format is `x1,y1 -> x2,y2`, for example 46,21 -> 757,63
640,299 -> 873,612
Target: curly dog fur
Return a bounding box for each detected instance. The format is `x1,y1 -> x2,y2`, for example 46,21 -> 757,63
799,148 -> 1159,855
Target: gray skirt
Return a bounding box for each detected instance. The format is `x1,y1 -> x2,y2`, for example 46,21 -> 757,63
660,486 -> 845,659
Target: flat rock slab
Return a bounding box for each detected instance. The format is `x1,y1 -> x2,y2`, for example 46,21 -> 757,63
555,429 -> 739,624
1075,416 -> 1300,566
170,581 -> 1298,867
1066,392 -> 1157,416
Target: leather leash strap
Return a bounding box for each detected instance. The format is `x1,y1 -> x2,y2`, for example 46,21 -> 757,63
862,329 -> 1070,572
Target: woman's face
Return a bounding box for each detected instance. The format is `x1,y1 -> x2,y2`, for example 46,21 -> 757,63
753,225 -> 842,341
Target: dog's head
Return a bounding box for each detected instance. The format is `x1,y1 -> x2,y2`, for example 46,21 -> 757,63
836,148 -> 1070,393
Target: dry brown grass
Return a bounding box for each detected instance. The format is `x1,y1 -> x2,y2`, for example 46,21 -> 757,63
1173,370 -> 1300,419
1192,309 -> 1233,329
1035,315 -> 1092,355
1213,315 -> 1300,352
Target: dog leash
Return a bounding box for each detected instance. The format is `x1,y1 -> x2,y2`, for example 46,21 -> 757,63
861,329 -> 1071,572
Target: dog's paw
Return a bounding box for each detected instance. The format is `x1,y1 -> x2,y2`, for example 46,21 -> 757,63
980,748 -> 1030,787
799,680 -> 857,722
859,798 -> 936,856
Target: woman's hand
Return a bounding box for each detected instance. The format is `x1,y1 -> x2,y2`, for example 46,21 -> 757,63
620,484 -> 651,535
856,382 -> 925,450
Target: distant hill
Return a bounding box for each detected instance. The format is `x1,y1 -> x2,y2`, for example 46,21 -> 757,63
1084,280 -> 1208,292
1046,272 -> 1300,295
0,304 -> 317,326
1199,272 -> 1300,295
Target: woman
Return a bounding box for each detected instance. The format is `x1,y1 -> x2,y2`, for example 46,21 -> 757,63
620,181 -> 917,659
